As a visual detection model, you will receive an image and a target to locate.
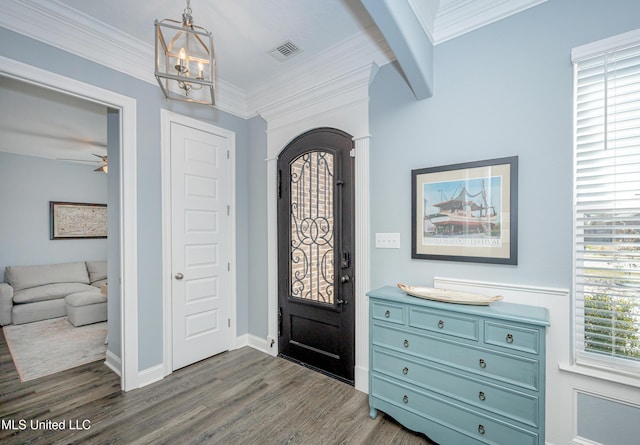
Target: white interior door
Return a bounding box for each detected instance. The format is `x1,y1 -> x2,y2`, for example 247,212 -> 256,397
171,120 -> 232,371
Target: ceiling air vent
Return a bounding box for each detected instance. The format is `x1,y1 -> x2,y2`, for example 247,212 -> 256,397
270,40 -> 302,62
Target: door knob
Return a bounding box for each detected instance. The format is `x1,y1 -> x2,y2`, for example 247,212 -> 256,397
340,275 -> 351,283
175,272 -> 184,280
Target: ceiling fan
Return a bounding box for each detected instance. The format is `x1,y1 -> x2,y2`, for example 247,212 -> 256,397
57,153 -> 108,173
92,154 -> 108,173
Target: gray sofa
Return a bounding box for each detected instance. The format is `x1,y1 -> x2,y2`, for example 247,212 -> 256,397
0,261 -> 107,325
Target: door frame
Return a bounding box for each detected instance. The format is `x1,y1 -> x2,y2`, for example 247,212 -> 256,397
267,130 -> 370,391
260,65 -> 374,394
277,128 -> 356,381
0,55 -> 139,391
161,109 -> 237,377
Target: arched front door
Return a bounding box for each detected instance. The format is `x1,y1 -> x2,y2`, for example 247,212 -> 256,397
277,128 -> 355,383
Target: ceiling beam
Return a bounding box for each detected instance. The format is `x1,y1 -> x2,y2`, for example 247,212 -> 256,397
360,0 -> 433,100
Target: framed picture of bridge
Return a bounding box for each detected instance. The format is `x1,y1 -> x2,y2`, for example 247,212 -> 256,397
411,156 -> 518,264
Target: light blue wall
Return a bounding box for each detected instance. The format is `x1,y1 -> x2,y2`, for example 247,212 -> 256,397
369,0 -> 640,291
0,152 -> 108,278
369,2 -> 640,442
0,27 -> 249,370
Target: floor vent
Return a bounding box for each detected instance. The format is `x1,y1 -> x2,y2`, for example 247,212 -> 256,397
270,40 -> 302,61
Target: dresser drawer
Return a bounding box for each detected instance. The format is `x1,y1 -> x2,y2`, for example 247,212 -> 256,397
371,375 -> 539,445
372,324 -> 540,390
485,321 -> 540,355
372,348 -> 539,427
409,307 -> 479,341
371,301 -> 405,325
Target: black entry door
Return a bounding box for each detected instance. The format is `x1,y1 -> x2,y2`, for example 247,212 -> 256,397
277,128 -> 355,383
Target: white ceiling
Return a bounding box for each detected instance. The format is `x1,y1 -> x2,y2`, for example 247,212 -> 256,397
0,0 -> 547,164
0,76 -> 107,165
57,0 -> 378,94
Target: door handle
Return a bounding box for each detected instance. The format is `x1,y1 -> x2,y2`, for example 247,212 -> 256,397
175,272 -> 184,280
340,275 -> 350,284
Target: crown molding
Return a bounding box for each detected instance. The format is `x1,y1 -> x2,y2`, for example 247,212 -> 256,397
1,0 -> 249,118
1,0 -> 154,84
433,0 -> 548,44
257,63 -> 376,132
1,0 -> 392,120
408,0 -> 439,44
248,27 -> 393,117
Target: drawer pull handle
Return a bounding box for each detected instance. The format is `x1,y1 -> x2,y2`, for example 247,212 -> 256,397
478,424 -> 485,435
506,333 -> 514,343
402,395 -> 409,404
479,359 -> 487,368
478,391 -> 486,401
437,320 -> 444,329
402,367 -> 409,375
403,339 -> 409,348
384,310 -> 390,318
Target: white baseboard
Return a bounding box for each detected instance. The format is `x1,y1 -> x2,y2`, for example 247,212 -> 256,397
234,333 -> 249,349
355,365 -> 369,394
236,333 -> 272,355
570,438 -> 601,445
138,364 -> 164,388
104,350 -> 121,377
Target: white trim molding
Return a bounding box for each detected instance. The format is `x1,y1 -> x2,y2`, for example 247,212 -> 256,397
160,109 -> 237,378
0,55 -> 139,391
571,27 -> 640,62
570,388 -> 640,445
353,135 -> 371,394
138,364 -> 164,388
432,0 -> 548,44
250,29 -> 392,116
104,349 -> 122,377
235,333 -> 271,355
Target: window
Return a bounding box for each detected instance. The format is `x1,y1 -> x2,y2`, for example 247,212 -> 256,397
573,31 -> 640,374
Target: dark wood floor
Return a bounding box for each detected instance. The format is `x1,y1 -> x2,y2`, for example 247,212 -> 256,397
0,331 -> 434,444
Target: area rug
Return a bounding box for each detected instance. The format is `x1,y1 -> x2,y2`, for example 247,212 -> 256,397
3,317 -> 107,382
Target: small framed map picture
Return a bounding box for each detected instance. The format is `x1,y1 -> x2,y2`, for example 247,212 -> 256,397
50,201 -> 107,240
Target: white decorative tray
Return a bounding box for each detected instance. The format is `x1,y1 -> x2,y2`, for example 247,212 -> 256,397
397,283 -> 503,306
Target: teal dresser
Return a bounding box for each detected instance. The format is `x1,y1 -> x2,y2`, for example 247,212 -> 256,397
368,286 -> 550,445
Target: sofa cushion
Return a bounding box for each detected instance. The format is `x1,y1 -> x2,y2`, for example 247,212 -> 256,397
65,291 -> 106,307
86,260 -> 107,285
13,283 -> 97,304
5,262 -> 90,291
12,299 -> 67,325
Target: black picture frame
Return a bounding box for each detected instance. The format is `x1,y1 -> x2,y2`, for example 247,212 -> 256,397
50,201 -> 107,240
411,156 -> 518,264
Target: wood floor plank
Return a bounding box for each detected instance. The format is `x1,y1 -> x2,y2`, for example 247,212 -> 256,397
0,331 -> 434,444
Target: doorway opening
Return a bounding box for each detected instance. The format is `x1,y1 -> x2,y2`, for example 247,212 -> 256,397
0,55 -> 138,390
277,128 -> 355,383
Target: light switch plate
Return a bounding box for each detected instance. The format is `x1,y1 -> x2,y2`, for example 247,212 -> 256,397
375,232 -> 400,249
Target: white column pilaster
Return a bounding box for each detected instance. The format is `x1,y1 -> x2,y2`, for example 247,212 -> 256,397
353,135 -> 371,393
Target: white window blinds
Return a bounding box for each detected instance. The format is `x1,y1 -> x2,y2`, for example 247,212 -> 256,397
574,41 -> 640,373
